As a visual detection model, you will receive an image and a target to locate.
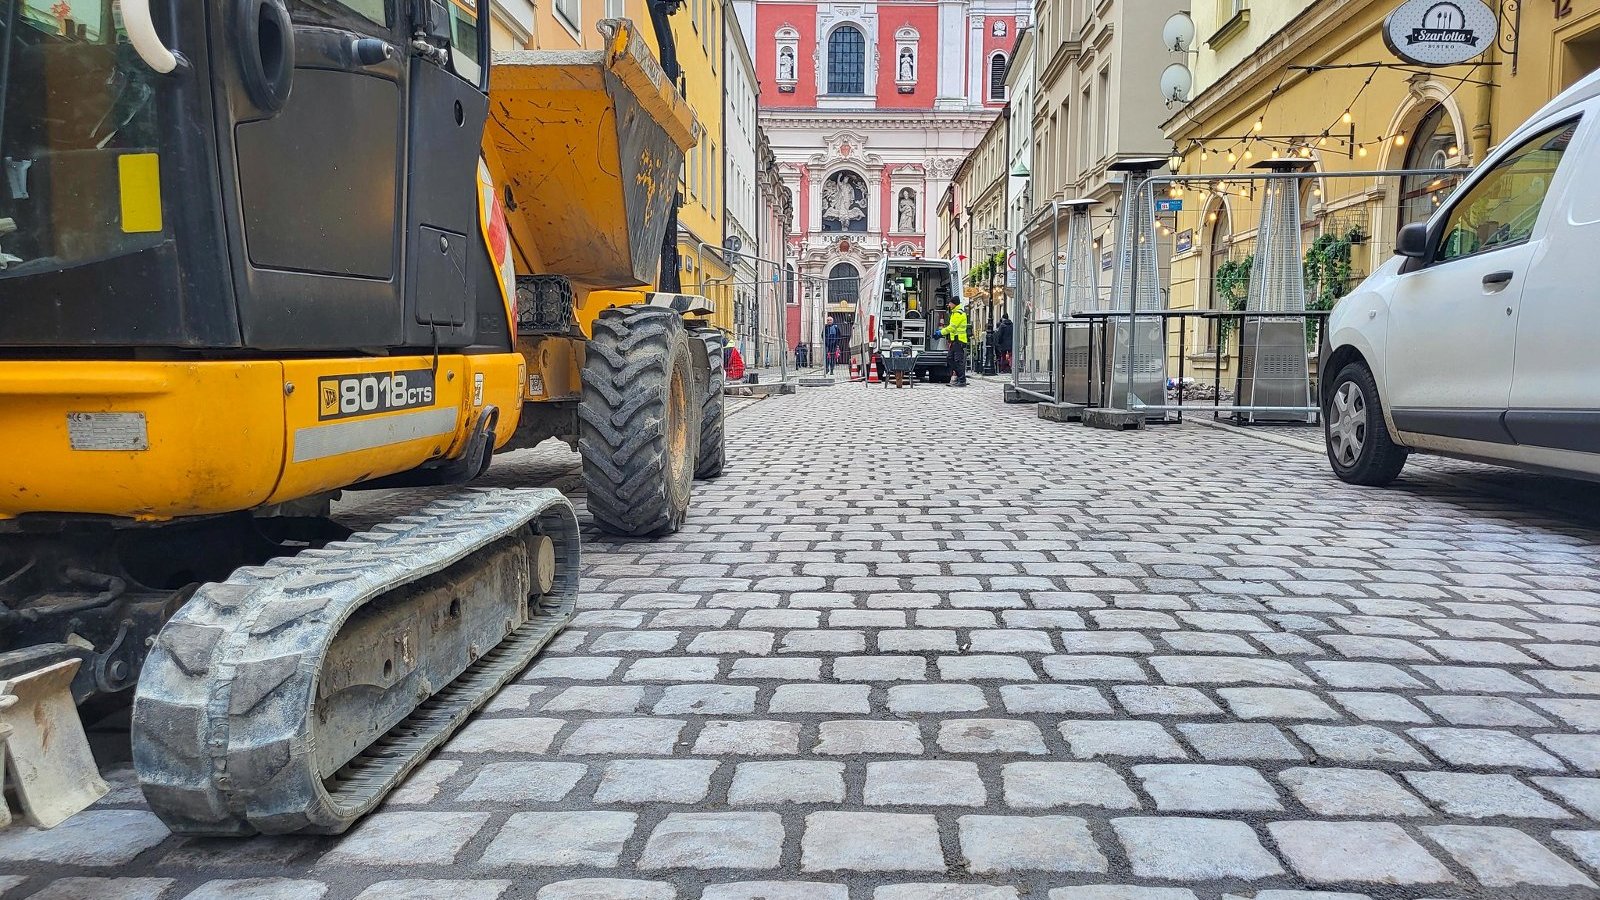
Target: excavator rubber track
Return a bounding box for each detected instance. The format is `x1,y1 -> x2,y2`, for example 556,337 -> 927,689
131,488 -> 579,836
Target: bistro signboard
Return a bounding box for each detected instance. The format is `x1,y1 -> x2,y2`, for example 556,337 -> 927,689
1383,0 -> 1498,67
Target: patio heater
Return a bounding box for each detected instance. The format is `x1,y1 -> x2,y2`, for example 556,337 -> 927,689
1105,158 -> 1169,419
1056,199 -> 1100,406
1237,159 -> 1315,423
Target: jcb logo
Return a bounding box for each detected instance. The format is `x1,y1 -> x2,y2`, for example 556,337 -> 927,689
316,369 -> 436,420
319,385 -> 340,417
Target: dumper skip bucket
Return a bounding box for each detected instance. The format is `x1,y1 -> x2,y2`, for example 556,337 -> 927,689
487,19 -> 698,289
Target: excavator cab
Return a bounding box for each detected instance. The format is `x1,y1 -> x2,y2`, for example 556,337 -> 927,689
0,0 -> 501,354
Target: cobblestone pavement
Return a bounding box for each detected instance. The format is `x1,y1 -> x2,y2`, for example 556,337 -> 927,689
4,382 -> 1600,900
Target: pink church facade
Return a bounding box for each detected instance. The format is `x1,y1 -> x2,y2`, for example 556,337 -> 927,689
743,1 -> 1028,354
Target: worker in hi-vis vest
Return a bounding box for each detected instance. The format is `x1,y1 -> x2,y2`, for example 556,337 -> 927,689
942,300 -> 970,386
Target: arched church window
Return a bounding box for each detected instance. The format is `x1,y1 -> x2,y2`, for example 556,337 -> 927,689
989,52 -> 1009,102
828,26 -> 866,95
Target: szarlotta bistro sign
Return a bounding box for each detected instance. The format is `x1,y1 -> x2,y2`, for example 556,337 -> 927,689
1383,0 -> 1499,67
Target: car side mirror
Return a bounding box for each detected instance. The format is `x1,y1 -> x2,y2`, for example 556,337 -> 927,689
1395,222 -> 1430,259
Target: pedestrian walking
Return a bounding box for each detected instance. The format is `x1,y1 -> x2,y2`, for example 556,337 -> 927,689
824,316 -> 841,375
943,300 -> 969,386
997,313 -> 1013,374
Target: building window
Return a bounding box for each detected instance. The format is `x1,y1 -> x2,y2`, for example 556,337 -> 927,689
820,171 -> 869,233
554,0 -> 581,36
1205,202 -> 1232,351
604,0 -> 623,18
827,26 -> 866,95
989,53 -> 1009,101
828,262 -> 861,304
1097,68 -> 1110,160
1398,103 -> 1464,232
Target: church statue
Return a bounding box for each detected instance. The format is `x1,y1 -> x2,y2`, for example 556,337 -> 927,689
778,47 -> 795,81
821,175 -> 866,228
897,191 -> 916,232
898,49 -> 913,81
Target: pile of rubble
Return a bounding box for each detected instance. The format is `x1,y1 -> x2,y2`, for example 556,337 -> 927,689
1166,380 -> 1234,403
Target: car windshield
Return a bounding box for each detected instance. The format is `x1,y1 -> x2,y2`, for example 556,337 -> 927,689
0,0 -> 166,279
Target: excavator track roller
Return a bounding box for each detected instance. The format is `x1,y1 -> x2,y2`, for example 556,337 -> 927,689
131,488 -> 579,836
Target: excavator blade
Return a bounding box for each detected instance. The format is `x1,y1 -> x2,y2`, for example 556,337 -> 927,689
0,659 -> 110,828
131,487 -> 579,836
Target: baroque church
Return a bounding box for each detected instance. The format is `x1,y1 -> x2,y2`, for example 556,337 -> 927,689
734,0 -> 1029,347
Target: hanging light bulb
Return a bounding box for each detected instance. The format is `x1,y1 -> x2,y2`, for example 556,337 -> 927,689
1298,145 -> 1311,158
1394,133 -> 1406,147
1243,149 -> 1253,160
1253,119 -> 1264,132
1358,145 -> 1368,157
1201,150 -> 1209,161
1341,111 -> 1353,124
1318,135 -> 1328,147
1227,150 -> 1237,163
1312,187 -> 1322,197
1208,211 -> 1218,222
1447,145 -> 1460,156
1271,148 -> 1280,159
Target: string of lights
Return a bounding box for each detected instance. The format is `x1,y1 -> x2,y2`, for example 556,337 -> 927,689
1170,61 -> 1485,177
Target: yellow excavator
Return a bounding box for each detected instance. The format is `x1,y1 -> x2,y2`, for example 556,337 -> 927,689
0,0 -> 716,835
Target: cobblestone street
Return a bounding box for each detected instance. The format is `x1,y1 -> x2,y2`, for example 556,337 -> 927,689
4,380 -> 1600,900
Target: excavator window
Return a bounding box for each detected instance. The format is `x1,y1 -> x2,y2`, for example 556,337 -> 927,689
324,0 -> 388,26
0,0 -> 165,277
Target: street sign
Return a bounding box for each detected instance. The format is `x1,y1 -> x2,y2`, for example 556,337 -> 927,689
1155,198 -> 1183,212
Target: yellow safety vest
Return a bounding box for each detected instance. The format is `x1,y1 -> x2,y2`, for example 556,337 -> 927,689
944,306 -> 969,344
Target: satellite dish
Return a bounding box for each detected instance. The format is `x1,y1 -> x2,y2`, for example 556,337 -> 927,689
1160,63 -> 1193,104
1162,12 -> 1196,52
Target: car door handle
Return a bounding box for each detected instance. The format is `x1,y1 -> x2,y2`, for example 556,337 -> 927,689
1483,270 -> 1514,286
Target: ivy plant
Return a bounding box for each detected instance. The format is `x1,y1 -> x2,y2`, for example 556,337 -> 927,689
1211,254 -> 1253,350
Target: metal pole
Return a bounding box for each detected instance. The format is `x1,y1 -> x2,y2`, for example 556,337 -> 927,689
1124,174 -> 1144,411
1050,202 -> 1061,404
0,0 -> 20,165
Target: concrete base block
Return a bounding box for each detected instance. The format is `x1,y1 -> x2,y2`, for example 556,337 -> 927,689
1004,384 -> 1042,404
1083,408 -> 1147,431
1037,402 -> 1086,423
797,376 -> 836,387
728,381 -> 791,398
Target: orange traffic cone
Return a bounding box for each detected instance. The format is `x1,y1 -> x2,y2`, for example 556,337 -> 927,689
867,357 -> 880,384
849,358 -> 861,380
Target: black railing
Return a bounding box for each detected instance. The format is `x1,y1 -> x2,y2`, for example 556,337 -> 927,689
1070,309 -> 1333,422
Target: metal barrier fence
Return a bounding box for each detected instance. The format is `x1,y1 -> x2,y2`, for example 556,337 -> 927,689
1012,167 -> 1469,420
683,236 -> 833,383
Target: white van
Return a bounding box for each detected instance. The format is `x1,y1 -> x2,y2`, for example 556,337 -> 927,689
1321,69 -> 1600,486
860,257 -> 963,380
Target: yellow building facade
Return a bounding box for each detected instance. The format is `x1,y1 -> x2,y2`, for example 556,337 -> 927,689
1160,0 -> 1600,380
673,0 -> 734,334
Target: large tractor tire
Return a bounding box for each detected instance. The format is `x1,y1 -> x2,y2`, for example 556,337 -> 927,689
579,306 -> 700,537
687,325 -> 726,480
